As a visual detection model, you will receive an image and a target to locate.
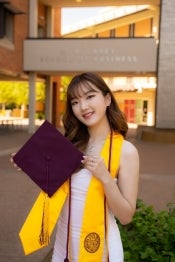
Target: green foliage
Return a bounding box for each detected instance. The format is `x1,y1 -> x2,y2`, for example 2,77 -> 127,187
0,81 -> 45,107
5,102 -> 16,110
117,199 -> 175,262
35,112 -> 45,120
36,82 -> 45,102
0,77 -> 70,109
60,76 -> 72,102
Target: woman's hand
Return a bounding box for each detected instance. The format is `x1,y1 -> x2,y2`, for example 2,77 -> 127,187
81,155 -> 110,183
10,153 -> 21,171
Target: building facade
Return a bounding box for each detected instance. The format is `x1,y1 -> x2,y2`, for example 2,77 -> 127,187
0,0 -> 28,80
0,0 -> 175,134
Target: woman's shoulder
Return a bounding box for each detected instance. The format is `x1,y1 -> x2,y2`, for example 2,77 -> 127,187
121,140 -> 139,158
113,132 -> 138,157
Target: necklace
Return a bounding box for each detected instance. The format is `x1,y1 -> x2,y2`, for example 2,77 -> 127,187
85,136 -> 107,156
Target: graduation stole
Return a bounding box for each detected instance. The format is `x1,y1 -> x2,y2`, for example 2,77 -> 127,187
78,133 -> 123,261
19,132 -> 123,257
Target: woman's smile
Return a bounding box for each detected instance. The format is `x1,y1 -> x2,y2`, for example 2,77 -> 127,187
82,111 -> 94,120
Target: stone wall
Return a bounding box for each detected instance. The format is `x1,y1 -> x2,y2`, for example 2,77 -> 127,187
156,0 -> 175,128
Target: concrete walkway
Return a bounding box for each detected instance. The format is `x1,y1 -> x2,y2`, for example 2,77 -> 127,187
0,127 -> 175,261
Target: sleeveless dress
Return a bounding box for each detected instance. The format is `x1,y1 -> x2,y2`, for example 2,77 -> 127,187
52,168 -> 124,262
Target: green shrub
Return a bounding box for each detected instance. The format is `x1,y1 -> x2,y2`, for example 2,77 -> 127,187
35,112 -> 45,120
117,199 -> 175,262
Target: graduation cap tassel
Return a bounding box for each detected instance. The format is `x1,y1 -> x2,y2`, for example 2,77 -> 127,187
39,193 -> 50,246
39,156 -> 51,246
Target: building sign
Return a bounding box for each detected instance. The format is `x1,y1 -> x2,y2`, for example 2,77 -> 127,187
24,38 -> 157,73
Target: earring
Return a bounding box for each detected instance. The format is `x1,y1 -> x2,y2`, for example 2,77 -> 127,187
106,105 -> 110,111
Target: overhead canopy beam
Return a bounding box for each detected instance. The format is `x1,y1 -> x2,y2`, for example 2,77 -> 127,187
39,0 -> 160,8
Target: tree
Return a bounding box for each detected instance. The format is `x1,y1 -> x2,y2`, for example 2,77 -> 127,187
0,81 -> 45,109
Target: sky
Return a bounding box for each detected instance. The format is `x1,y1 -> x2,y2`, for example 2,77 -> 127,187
61,7 -> 106,28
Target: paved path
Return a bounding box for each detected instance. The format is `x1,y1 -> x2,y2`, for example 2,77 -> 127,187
0,127 -> 175,261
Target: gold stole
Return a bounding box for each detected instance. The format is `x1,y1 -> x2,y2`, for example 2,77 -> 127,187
19,133 -> 123,257
78,133 -> 123,261
19,181 -> 68,255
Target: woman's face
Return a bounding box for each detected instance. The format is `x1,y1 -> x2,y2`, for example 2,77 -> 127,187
70,82 -> 111,128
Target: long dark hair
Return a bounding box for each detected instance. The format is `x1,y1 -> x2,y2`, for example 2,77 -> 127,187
62,72 -> 128,146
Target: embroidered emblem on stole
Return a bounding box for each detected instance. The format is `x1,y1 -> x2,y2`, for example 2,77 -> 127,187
84,232 -> 100,253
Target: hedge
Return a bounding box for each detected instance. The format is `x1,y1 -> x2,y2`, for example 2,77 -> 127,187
117,199 -> 175,262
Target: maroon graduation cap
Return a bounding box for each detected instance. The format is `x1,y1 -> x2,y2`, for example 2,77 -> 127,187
13,120 -> 83,197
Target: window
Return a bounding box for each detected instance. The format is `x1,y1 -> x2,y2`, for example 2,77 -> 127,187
129,24 -> 135,37
0,4 -> 5,38
110,29 -> 116,38
38,25 -> 45,38
5,9 -> 14,41
0,3 -> 14,42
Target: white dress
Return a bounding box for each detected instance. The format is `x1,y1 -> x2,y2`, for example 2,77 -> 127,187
52,168 -> 124,262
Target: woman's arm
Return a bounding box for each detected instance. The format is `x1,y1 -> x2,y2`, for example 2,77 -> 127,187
102,140 -> 139,224
82,140 -> 139,225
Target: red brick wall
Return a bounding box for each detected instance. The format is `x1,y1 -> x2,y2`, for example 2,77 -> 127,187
54,8 -> 61,37
0,0 -> 29,79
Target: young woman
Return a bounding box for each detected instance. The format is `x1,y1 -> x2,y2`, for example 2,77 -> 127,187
51,72 -> 139,261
